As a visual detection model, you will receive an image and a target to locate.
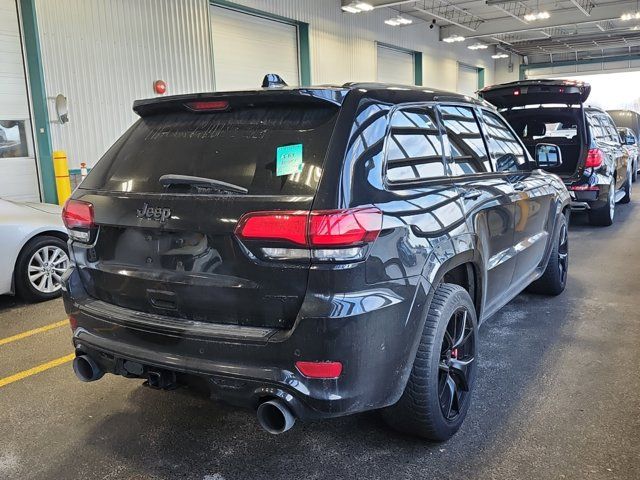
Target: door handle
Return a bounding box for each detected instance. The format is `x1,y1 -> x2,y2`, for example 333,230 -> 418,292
513,182 -> 526,191
463,189 -> 482,200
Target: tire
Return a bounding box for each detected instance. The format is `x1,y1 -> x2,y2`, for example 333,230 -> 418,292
382,283 -> 478,442
526,214 -> 568,296
14,235 -> 70,302
620,168 -> 632,204
588,179 -> 615,226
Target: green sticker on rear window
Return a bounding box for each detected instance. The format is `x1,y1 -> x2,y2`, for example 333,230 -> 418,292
276,144 -> 303,176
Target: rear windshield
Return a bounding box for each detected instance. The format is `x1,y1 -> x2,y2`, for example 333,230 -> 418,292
81,103 -> 339,195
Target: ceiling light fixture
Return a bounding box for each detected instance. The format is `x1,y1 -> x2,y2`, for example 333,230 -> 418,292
468,43 -> 488,50
492,53 -> 509,59
385,15 -> 413,26
621,12 -> 640,21
342,2 -> 374,13
443,35 -> 465,43
524,11 -> 550,21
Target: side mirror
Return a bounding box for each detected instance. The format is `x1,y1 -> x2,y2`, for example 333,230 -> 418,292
535,143 -> 563,168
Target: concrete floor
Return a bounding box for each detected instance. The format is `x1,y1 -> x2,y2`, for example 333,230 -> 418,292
0,207 -> 639,480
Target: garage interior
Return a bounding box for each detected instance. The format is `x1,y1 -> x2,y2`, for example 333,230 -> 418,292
1,0 -> 639,479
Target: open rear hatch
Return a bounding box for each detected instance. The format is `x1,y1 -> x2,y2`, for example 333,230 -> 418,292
67,91 -> 344,329
479,79 -> 591,108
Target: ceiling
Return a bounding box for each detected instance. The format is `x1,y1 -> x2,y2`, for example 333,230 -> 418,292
348,0 -> 640,64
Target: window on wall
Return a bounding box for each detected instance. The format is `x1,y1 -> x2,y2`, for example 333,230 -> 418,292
377,45 -> 415,85
385,107 -> 445,182
0,121 -> 32,159
482,110 -> 529,173
210,5 -> 300,91
439,105 -> 490,175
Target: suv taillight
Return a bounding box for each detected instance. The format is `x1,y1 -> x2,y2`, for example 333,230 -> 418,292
585,148 -> 604,168
62,199 -> 95,242
235,207 -> 382,261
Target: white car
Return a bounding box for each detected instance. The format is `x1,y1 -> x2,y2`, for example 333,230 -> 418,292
0,198 -> 69,301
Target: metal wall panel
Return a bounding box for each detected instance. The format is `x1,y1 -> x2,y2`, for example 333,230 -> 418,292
34,0 -> 497,170
35,0 -> 214,170
225,0 -> 496,88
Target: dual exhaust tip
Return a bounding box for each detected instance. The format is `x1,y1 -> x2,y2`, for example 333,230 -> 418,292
73,354 -> 296,434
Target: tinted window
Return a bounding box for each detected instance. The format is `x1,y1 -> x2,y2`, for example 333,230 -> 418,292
81,103 -> 339,195
589,115 -> 607,142
482,110 -> 528,172
438,105 -> 490,175
385,107 -> 445,183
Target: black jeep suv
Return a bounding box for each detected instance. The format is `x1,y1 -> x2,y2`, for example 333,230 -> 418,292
480,79 -> 632,226
61,79 -> 570,441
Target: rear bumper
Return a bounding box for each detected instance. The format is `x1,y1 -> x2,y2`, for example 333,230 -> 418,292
62,267 -> 428,420
567,182 -> 611,211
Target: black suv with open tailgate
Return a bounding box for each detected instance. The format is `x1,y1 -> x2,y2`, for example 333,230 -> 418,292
480,79 -> 631,226
62,78 -> 570,441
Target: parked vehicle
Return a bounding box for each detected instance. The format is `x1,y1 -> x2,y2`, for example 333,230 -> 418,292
608,109 -> 640,143
62,77 -> 570,441
617,127 -> 638,182
480,79 -> 632,226
0,198 -> 69,301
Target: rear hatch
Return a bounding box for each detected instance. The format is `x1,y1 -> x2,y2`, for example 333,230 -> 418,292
71,91 -> 343,329
479,79 -> 591,108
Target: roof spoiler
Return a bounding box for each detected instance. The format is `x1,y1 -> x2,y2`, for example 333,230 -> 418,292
132,90 -> 347,117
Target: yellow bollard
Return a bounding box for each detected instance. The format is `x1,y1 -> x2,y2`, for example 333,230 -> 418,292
52,150 -> 72,205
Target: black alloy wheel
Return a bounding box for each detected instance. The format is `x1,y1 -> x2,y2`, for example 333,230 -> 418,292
382,283 -> 478,441
557,222 -> 569,287
438,307 -> 476,421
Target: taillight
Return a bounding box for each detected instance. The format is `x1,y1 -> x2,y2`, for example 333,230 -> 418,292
62,199 -> 94,242
234,211 -> 308,245
235,207 -> 382,262
295,361 -> 343,379
585,148 -> 604,168
309,208 -> 382,247
186,100 -> 229,111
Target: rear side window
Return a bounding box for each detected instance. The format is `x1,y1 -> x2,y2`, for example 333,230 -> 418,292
81,103 -> 339,195
481,110 -> 529,173
438,105 -> 490,175
385,106 -> 446,183
589,115 -> 609,143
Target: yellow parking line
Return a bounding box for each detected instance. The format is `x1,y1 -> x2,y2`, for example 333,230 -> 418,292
0,353 -> 75,388
0,319 -> 68,347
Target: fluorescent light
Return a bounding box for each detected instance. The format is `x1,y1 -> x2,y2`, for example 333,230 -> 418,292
443,35 -> 465,43
355,2 -> 374,11
468,43 -> 488,50
492,53 -> 509,59
621,12 -> 640,21
341,5 -> 360,13
385,15 -> 413,26
524,11 -> 550,21
342,2 -> 374,13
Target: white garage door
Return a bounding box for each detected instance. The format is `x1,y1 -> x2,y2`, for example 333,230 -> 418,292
377,45 -> 414,85
457,64 -> 479,97
0,0 -> 40,202
210,6 -> 299,91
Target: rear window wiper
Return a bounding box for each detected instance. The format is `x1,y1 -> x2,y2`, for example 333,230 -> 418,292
159,174 -> 248,194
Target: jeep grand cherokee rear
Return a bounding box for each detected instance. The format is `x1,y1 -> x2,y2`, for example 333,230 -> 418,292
62,82 -> 570,441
